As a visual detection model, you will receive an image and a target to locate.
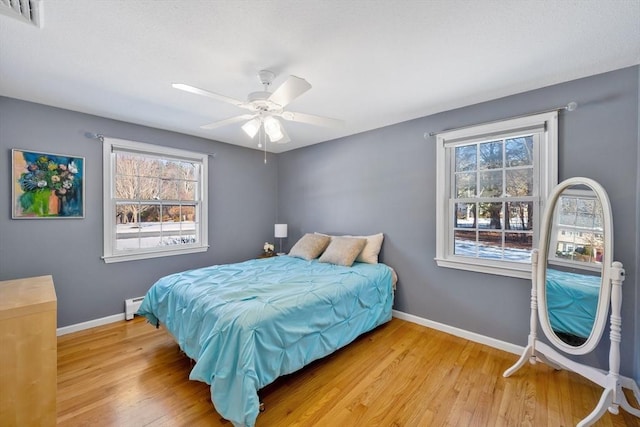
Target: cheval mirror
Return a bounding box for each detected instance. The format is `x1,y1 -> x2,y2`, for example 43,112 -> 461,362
503,177 -> 640,426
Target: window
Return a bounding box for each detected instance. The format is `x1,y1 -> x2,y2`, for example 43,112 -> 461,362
435,112 -> 558,278
102,138 -> 208,263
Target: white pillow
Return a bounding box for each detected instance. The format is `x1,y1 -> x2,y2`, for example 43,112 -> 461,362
315,232 -> 384,264
354,233 -> 384,264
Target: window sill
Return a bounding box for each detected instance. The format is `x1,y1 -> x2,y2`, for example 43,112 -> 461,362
103,245 -> 209,263
434,257 -> 531,280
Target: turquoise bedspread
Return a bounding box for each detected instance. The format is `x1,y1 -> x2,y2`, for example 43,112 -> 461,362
138,255 -> 394,427
546,268 -> 601,339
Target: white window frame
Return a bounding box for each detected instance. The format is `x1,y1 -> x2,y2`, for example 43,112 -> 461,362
435,112 -> 558,279
102,137 -> 209,263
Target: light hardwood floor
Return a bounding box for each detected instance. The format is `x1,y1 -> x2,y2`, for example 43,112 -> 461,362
57,317 -> 639,426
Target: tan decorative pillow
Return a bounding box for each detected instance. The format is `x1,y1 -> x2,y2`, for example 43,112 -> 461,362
315,232 -> 384,264
288,233 -> 331,260
318,236 -> 367,267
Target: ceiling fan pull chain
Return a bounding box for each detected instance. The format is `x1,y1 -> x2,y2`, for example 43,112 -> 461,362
258,123 -> 267,164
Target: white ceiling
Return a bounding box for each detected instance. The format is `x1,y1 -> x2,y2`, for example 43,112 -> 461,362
1,1 -> 639,153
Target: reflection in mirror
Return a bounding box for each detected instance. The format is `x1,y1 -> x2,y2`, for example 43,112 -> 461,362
545,186 -> 604,347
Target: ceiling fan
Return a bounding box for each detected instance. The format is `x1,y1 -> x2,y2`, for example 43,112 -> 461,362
172,70 -> 344,147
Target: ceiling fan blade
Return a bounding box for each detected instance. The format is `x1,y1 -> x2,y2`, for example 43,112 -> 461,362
280,111 -> 345,128
172,83 -> 247,108
200,114 -> 256,130
268,76 -> 312,108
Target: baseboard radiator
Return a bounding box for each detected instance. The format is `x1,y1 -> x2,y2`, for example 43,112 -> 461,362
125,296 -> 145,320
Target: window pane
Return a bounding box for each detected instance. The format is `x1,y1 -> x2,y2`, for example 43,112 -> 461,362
115,174 -> 137,199
138,177 -> 159,200
116,203 -> 139,224
478,231 -> 502,259
506,201 -> 533,230
479,170 -> 502,197
454,230 -> 476,257
115,153 -> 141,175
454,202 -> 476,228
137,204 -> 162,248
505,233 -> 532,261
161,233 -> 197,246
161,204 -> 181,222
455,145 -> 476,172
160,205 -> 197,245
182,205 -> 196,222
478,203 -> 503,229
505,169 -> 533,196
160,179 -> 179,200
573,243 -> 595,263
139,158 -> 162,178
115,203 -> 141,250
558,197 -> 577,226
179,180 -> 197,201
505,136 -> 533,167
161,160 -> 182,179
576,198 -> 596,228
181,162 -> 198,180
479,141 -> 503,170
116,235 -> 138,251
139,204 -> 160,223
593,202 -> 604,229
455,172 -> 476,197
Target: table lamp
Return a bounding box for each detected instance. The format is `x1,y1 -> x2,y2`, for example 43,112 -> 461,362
274,224 -> 288,255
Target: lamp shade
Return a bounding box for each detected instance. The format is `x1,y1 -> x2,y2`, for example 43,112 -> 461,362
274,223 -> 288,238
264,116 -> 284,142
241,118 -> 261,139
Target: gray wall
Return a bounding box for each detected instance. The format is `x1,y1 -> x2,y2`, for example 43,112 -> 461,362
278,66 -> 640,381
0,97 -> 279,327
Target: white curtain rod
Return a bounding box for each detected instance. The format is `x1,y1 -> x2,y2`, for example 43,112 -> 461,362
84,132 -> 216,157
425,101 -> 577,139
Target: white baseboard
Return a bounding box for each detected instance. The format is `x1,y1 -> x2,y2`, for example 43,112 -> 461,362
57,313 -> 125,336
392,309 -> 523,355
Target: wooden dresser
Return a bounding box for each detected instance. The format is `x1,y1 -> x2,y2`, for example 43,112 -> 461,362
0,275 -> 57,426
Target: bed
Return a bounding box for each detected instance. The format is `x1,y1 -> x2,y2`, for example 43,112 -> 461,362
545,267 -> 601,341
138,253 -> 395,427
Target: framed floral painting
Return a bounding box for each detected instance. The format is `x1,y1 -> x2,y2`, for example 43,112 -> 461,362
12,149 -> 85,219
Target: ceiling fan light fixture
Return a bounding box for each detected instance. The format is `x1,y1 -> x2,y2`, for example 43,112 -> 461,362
264,116 -> 284,142
241,118 -> 261,139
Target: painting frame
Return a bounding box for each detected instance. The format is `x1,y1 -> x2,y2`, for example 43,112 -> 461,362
12,148 -> 85,219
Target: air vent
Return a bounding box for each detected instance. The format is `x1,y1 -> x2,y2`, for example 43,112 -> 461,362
0,0 -> 42,27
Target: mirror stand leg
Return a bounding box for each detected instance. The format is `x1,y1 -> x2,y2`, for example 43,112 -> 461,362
503,344 -> 533,377
577,388 -> 614,427
616,376 -> 640,418
619,376 -> 640,410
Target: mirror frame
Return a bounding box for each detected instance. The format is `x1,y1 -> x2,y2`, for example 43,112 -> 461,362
536,177 -> 613,355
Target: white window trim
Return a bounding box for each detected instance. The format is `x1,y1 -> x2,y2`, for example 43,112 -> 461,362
435,111 -> 558,279
102,137 -> 209,263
